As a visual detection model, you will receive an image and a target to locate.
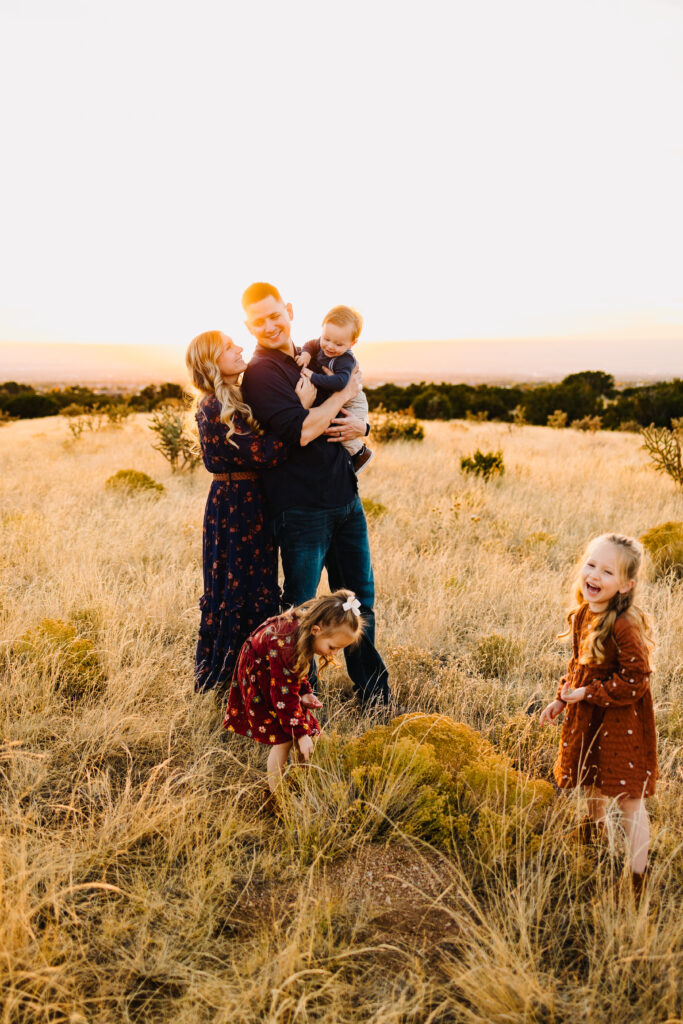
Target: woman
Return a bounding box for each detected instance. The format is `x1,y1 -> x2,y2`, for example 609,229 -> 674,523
186,330 -> 313,693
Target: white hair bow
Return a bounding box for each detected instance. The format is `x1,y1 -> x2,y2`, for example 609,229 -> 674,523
342,594 -> 361,616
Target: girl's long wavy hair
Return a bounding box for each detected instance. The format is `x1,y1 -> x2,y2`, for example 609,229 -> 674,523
185,330 -> 262,446
560,533 -> 654,664
283,589 -> 365,675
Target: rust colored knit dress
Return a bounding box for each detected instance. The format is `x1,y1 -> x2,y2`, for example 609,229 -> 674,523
553,604 -> 657,798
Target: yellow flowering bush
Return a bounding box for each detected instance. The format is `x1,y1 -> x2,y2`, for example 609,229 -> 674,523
640,520 -> 683,579
339,713 -> 554,861
14,617 -> 104,699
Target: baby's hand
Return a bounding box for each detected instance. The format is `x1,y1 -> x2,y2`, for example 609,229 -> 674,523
561,683 -> 587,704
301,692 -> 323,710
539,699 -> 565,727
295,351 -> 311,367
300,366 -> 313,379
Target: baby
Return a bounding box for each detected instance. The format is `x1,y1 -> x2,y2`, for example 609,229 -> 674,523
296,304 -> 372,472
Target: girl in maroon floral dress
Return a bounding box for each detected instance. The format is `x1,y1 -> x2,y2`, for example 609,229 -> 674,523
225,590 -> 364,790
186,330 -> 315,693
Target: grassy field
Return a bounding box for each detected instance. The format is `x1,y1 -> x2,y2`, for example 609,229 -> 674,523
1,414 -> 682,1023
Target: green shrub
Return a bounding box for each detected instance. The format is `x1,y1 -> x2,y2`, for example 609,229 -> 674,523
571,415 -> 602,432
641,423 -> 683,487
105,469 -> 165,496
460,449 -> 504,481
546,409 -> 568,429
14,618 -> 104,699
339,714 -> 554,860
149,403 -> 202,471
512,405 -> 527,427
101,402 -> 133,426
370,408 -> 424,443
362,497 -> 387,519
640,521 -> 683,578
472,633 -> 523,679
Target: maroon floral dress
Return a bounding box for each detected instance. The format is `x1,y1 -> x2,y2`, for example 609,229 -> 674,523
224,615 -> 321,744
194,396 -> 287,693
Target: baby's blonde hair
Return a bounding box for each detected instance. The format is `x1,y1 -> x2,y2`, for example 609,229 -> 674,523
185,330 -> 262,446
323,305 -> 363,343
561,533 -> 653,664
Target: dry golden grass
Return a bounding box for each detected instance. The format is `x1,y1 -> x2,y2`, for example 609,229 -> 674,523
1,414 -> 682,1023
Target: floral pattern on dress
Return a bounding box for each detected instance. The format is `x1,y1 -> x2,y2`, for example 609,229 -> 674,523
224,615 -> 321,744
194,396 -> 287,692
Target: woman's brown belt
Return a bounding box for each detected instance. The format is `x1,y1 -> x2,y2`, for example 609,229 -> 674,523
212,472 -> 258,481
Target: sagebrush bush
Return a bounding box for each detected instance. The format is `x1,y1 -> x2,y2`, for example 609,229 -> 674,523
14,617 -> 104,699
640,521 -> 683,579
547,409 -> 568,429
149,403 -> 202,471
361,497 -> 387,519
370,407 -> 425,442
472,633 -> 523,679
460,449 -> 505,480
338,713 -> 554,860
571,415 -> 602,432
105,469 -> 165,496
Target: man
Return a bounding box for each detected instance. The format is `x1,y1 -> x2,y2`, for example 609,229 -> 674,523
240,281 -> 390,707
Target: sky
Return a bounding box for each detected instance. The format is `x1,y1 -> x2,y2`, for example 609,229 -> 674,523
1,0 -> 682,367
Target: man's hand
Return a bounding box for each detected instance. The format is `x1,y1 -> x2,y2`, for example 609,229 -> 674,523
295,376 -> 316,409
301,692 -> 323,710
539,699 -> 565,727
326,409 -> 366,443
297,734 -> 314,761
295,351 -> 311,368
561,683 -> 587,704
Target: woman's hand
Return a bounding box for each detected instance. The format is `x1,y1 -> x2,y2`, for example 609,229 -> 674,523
325,409 -> 367,443
539,699 -> 565,727
297,734 -> 315,761
561,683 -> 587,703
295,375 -> 316,409
301,692 -> 323,710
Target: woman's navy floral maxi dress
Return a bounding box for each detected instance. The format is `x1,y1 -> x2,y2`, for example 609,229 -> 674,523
194,395 -> 287,692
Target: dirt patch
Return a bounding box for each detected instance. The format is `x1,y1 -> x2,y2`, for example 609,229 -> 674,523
321,844 -> 461,946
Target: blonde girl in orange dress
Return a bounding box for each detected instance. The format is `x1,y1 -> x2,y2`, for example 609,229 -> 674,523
540,533 -> 657,897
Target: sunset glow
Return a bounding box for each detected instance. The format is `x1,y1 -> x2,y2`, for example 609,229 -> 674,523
1,0 -> 682,378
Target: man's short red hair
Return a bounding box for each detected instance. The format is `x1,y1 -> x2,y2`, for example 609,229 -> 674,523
241,282 -> 284,310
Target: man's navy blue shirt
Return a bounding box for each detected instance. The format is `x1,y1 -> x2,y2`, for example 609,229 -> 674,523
241,344 -> 357,518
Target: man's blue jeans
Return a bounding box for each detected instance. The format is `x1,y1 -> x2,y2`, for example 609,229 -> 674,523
272,496 -> 390,705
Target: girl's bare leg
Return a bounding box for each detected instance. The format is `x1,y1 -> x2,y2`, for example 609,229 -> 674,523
585,785 -> 608,825
619,796 -> 650,875
266,741 -> 292,793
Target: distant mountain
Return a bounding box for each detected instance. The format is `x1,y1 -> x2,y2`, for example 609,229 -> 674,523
0,337 -> 681,388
